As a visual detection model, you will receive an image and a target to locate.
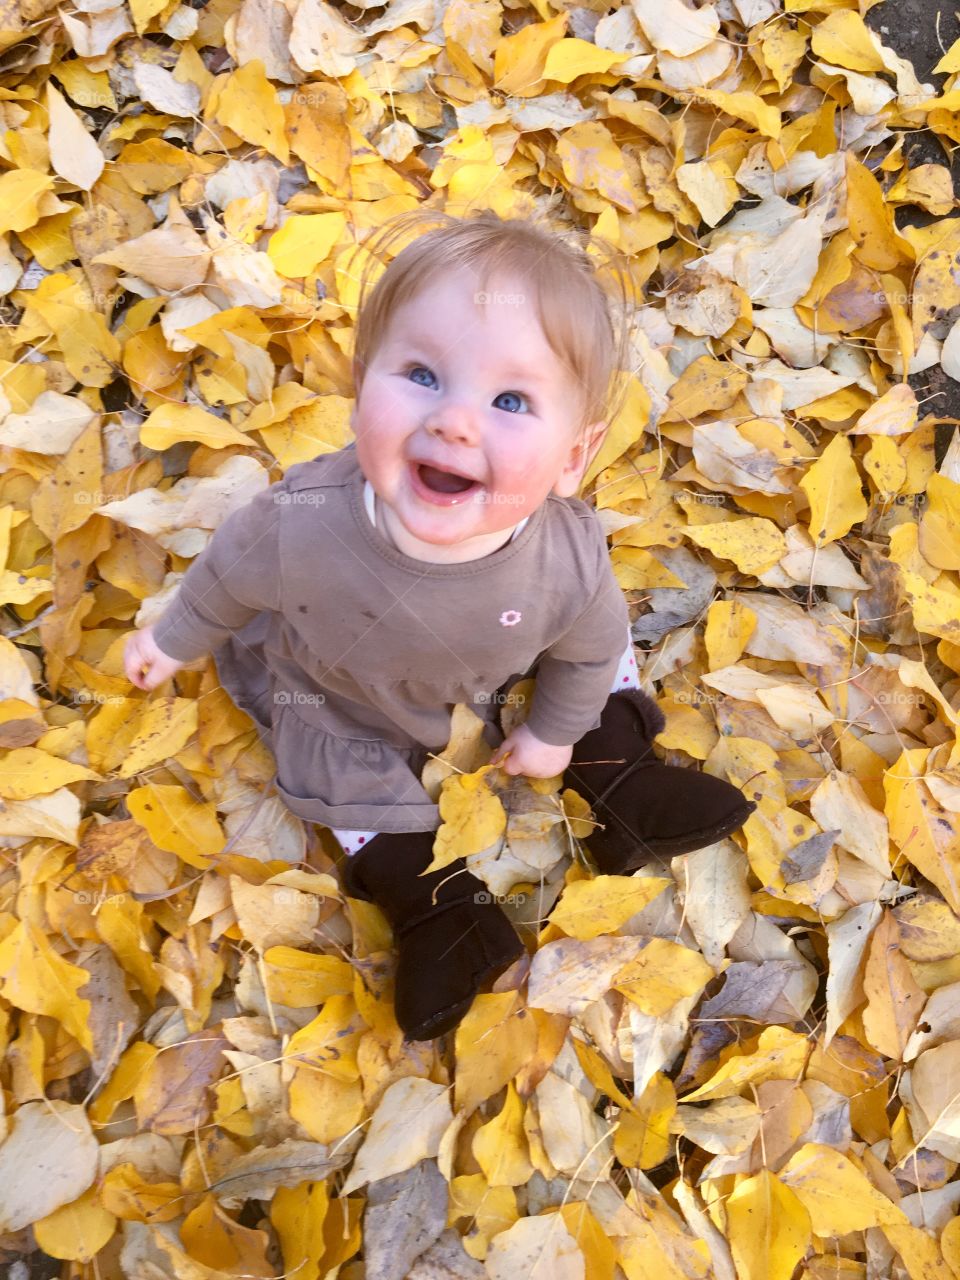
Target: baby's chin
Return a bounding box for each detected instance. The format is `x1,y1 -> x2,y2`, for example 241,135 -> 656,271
392,502 -> 523,550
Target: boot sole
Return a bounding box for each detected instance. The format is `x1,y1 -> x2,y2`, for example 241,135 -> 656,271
606,798 -> 758,872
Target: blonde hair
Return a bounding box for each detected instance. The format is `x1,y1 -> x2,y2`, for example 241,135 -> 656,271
348,207 -> 636,440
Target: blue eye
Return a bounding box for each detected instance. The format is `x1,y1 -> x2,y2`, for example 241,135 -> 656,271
405,366 -> 530,413
495,391 -> 527,414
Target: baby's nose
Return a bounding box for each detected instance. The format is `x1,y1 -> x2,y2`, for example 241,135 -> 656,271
427,404 -> 481,444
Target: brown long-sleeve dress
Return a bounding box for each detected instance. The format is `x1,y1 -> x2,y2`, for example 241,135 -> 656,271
151,444 -> 629,832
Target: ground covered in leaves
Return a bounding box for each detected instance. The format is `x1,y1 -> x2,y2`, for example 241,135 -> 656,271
1,0 -> 960,1275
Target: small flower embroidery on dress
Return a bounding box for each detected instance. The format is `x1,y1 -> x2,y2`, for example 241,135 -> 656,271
499,610 -> 522,627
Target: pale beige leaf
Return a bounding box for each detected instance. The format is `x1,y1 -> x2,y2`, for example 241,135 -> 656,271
341,1079 -> 453,1195
230,876 -> 319,953
0,392 -> 97,454
905,1043 -> 960,1161
672,841 -> 751,967
0,1101 -> 98,1230
527,936 -> 646,1016
133,62 -> 200,116
809,772 -> 890,877
861,912 -> 926,1060
486,1214 -> 584,1280
824,901 -> 882,1043
93,218 -> 211,292
632,0 -> 719,55
47,83 -> 104,190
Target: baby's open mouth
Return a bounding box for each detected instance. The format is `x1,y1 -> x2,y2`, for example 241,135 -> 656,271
416,463 -> 479,495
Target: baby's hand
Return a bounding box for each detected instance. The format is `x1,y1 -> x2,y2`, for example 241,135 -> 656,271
491,723 -> 573,779
123,625 -> 186,691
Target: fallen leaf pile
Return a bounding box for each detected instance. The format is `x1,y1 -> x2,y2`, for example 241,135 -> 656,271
1,0 -> 960,1274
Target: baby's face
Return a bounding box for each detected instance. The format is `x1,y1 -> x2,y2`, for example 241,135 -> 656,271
351,267 -> 599,553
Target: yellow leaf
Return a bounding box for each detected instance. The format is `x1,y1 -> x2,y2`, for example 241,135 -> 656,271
919,474 -> 960,570
593,449 -> 663,509
231,876 -> 319,953
284,994 -> 364,1084
655,696 -> 716,761
29,290 -> 120,388
940,1214 -> 960,1273
267,212 -> 347,277
705,599 -> 756,670
863,435 -> 908,499
133,1026 -> 227,1135
454,991 -> 540,1112
127,783 -> 224,870
32,1187 -> 116,1262
89,1040 -> 158,1126
0,747 -> 99,798
675,159 -> 740,227
660,356 -> 748,423
30,416 -> 104,541
0,170 -> 55,235
557,121 -> 641,212
882,1221 -> 955,1280
684,517 -> 787,575
726,1170 -> 812,1280
799,433 -> 868,546
256,394 -> 354,469
846,154 -> 914,271
682,1026 -> 811,1101
448,1175 -> 519,1254
288,1065 -> 365,1145
778,1143 -> 906,1235
614,938 -> 715,1016
214,60 -> 290,165
548,875 -> 671,940
492,12 -> 568,95
100,1163 -> 182,1223
261,946 -> 354,1007
0,920 -> 92,1053
633,0 -> 719,55
115,697 -> 200,780
128,0 -> 167,33
95,895 -> 162,1002
180,1196 -> 273,1278
428,766 -> 507,872
473,1082 -> 533,1186
52,62 -> 116,111
761,24 -> 809,91
540,37 -> 627,82
693,90 -> 782,139
855,381 -> 921,437
340,1077 -> 453,1195
810,10 -> 886,72
139,403 -> 251,451
557,1202 -> 619,1280
898,569 -> 960,646
614,1072 -> 676,1170
271,1182 -> 328,1280
611,546 -> 686,590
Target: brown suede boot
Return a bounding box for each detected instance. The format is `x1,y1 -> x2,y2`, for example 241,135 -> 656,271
564,688 -> 756,874
339,830 -> 524,1041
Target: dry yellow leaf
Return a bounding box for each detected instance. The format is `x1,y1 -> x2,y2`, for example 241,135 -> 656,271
800,433 -> 869,546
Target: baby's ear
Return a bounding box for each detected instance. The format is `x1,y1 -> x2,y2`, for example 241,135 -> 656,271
553,420 -> 607,498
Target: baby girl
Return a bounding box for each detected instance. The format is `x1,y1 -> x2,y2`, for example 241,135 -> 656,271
124,209 -> 754,1041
